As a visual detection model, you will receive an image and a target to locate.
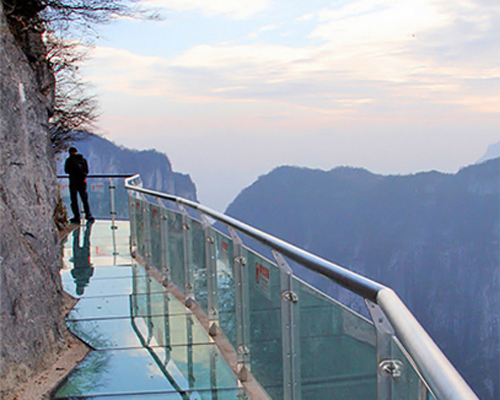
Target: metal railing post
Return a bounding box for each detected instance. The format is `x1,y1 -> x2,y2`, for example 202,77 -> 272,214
366,300 -> 400,400
178,204 -> 194,302
227,227 -> 251,382
187,313 -> 195,389
144,202 -> 152,266
146,274 -> 153,345
200,213 -> 219,336
160,207 -> 171,282
163,291 -> 171,365
273,251 -> 301,400
109,177 -> 118,263
209,345 -> 219,399
128,197 -> 137,252
127,176 -> 142,254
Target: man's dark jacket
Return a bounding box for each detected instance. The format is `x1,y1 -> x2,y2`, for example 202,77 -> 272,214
64,154 -> 89,182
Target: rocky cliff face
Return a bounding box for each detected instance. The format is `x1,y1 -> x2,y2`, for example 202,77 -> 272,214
57,134 -> 198,219
0,2 -> 64,393
225,159 -> 500,400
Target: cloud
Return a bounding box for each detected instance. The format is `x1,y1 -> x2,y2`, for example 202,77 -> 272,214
81,0 -> 500,211
145,0 -> 270,19
83,0 -> 499,123
247,24 -> 279,38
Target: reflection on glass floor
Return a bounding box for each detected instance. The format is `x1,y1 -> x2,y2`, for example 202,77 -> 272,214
56,220 -> 243,399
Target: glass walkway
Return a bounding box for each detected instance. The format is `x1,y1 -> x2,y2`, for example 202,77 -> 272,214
55,220 -> 243,399
53,174 -> 479,399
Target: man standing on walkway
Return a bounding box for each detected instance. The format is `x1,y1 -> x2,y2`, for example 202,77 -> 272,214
64,147 -> 94,224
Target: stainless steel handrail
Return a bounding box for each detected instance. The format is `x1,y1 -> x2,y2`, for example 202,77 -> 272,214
57,174 -> 134,178
124,174 -> 478,400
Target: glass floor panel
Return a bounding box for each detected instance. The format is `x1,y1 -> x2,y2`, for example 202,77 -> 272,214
61,268 -> 133,297
54,345 -> 240,398
60,221 -> 132,269
55,387 -> 243,399
67,295 -> 133,320
67,292 -> 192,321
62,265 -> 133,281
67,314 -> 212,350
62,274 -> 133,298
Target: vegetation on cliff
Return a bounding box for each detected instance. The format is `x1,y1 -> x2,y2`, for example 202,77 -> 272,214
2,0 -> 152,153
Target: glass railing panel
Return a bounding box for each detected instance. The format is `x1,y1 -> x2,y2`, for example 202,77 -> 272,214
129,259 -> 245,399
59,177 -> 130,220
132,263 -> 150,318
128,196 -> 138,247
132,311 -> 212,348
296,278 -> 377,399
149,204 -> 163,272
151,313 -> 212,347
132,198 -> 145,259
191,218 -> 208,313
165,208 -> 186,293
244,247 -> 284,399
131,276 -> 212,349
150,292 -> 168,348
213,230 -> 236,348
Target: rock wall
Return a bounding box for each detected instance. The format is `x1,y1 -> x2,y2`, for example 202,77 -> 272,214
0,2 -> 65,394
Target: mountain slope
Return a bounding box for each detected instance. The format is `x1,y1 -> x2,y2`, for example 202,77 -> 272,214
225,159 -> 500,400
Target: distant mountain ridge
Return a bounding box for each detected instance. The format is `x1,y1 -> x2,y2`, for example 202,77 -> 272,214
57,134 -> 197,218
477,141 -> 500,164
225,158 -> 500,400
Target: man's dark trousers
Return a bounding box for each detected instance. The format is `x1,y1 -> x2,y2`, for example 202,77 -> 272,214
70,180 -> 91,220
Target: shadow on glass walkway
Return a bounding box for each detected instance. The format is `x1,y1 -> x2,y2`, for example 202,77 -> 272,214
53,174 -> 478,399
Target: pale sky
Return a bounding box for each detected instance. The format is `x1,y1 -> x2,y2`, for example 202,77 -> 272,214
82,0 -> 500,211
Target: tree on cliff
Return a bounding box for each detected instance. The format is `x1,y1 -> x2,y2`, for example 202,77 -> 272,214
2,0 -> 154,153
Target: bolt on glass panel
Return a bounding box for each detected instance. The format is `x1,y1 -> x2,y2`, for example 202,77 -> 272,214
390,337 -> 435,400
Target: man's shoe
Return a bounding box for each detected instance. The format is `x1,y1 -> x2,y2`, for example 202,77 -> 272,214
69,218 -> 80,224
86,217 -> 95,224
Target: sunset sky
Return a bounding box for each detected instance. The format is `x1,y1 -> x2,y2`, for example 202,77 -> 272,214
81,0 -> 500,210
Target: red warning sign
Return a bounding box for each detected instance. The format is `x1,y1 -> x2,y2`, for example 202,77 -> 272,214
255,261 -> 270,298
95,246 -> 106,256
219,240 -> 229,265
91,183 -> 104,193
